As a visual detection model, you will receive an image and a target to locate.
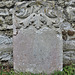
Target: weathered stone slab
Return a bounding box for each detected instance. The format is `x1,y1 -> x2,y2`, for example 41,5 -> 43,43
13,1 -> 63,74
13,27 -> 63,74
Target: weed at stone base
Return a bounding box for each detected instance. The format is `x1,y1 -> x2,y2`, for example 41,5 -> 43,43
0,64 -> 75,75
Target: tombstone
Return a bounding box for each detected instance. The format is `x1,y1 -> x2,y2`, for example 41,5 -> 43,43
13,1 -> 63,74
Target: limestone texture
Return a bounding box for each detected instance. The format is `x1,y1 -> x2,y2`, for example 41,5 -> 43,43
0,0 -> 74,66
13,28 -> 63,74
13,1 -> 63,74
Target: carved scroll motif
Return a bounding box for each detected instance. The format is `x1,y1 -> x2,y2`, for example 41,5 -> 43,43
13,1 -> 64,35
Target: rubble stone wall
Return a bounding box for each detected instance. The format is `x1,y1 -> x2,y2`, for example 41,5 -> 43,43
0,0 -> 75,65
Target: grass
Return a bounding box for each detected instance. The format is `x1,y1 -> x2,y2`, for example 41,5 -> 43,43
0,64 -> 75,75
